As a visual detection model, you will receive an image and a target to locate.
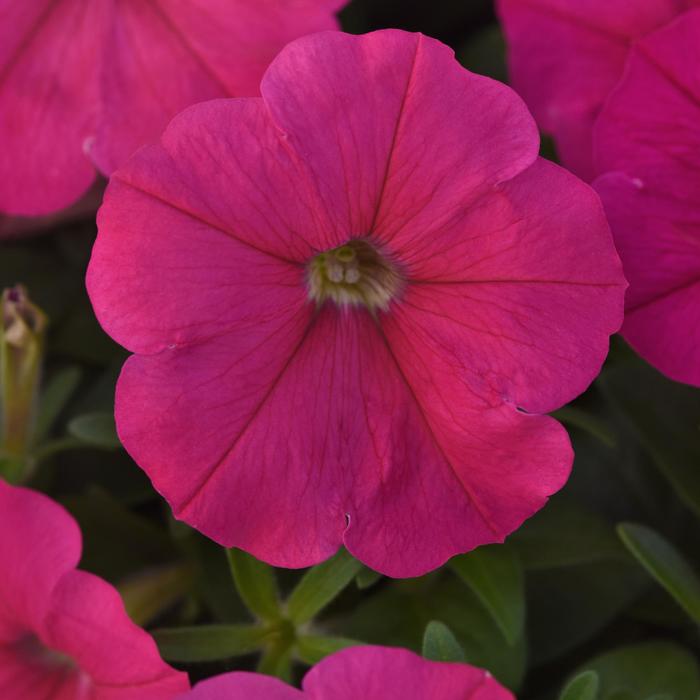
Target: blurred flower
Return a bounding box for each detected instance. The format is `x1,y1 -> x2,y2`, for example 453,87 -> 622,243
87,30 -> 625,577
181,645 -> 512,699
0,479 -> 189,699
496,0 -> 699,179
0,0 -> 345,217
593,10 -> 700,387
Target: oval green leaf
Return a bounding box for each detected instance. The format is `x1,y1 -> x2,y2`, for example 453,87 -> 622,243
422,620 -> 466,663
618,523 -> 700,624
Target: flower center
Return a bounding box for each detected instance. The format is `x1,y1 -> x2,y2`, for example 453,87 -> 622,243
307,239 -> 402,311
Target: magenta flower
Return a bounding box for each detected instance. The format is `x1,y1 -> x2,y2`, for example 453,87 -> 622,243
593,10 -> 700,387
496,0 -> 699,179
0,479 -> 189,699
180,646 -> 512,700
0,0 -> 345,216
87,30 -> 625,577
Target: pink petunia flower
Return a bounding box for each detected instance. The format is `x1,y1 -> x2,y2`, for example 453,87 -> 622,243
496,0 -> 700,180
593,10 -> 700,387
0,0 -> 345,216
0,479 -> 189,699
87,30 -> 626,578
179,645 -> 513,700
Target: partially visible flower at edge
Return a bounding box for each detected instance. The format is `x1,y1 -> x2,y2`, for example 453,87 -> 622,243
495,0 -> 700,179
0,478 -> 189,699
593,10 -> 700,387
87,29 -> 627,578
178,645 -> 513,700
0,0 -> 346,217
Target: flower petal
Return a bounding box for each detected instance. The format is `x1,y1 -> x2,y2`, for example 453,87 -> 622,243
496,0 -> 686,178
0,0 -> 104,214
0,481 -> 81,640
184,672 -> 302,700
260,30 -> 538,242
303,646 -> 513,699
117,305 -> 568,576
88,99 -> 322,355
593,10 -> 700,385
42,570 -> 189,697
387,158 -> 625,414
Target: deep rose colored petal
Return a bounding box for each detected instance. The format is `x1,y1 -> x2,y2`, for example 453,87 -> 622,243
42,570 -> 189,698
261,31 -> 539,239
0,481 -> 81,641
0,481 -> 188,699
0,0 -> 105,215
303,647 -> 513,700
0,649 -> 84,700
182,672 -> 302,700
593,10 -> 700,386
88,99 -> 324,355
180,646 -> 512,700
495,0 -> 698,179
388,158 -> 625,414
0,0 -> 345,216
92,30 -> 625,576
116,306 -> 569,576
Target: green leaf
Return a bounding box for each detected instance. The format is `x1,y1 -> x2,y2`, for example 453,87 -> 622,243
67,411 -> 120,449
552,406 -> 617,448
257,641 -> 293,682
511,499 -> 626,570
574,641 -> 700,700
511,500 -> 646,665
618,523 -> 700,624
119,563 -> 193,627
560,671 -> 600,700
34,366 -> 82,442
600,362 -> 700,517
154,624 -> 269,662
450,543 -> 524,645
422,621 -> 466,663
296,635 -> 359,665
356,565 -> 382,590
331,577 -> 526,690
227,549 -> 281,622
287,548 -> 362,625
63,487 -> 177,580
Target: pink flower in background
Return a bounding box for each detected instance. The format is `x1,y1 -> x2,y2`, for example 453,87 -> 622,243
87,30 -> 625,578
593,11 -> 700,387
496,0 -> 700,180
0,0 -> 345,217
0,479 -> 189,699
180,646 -> 513,700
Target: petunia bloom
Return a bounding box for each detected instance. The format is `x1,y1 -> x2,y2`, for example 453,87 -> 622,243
593,10 -> 700,387
496,0 -> 700,179
0,0 -> 345,216
87,30 -> 626,578
179,645 -> 513,700
0,479 -> 189,699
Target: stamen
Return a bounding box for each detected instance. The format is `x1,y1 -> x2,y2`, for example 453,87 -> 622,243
307,238 -> 402,312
